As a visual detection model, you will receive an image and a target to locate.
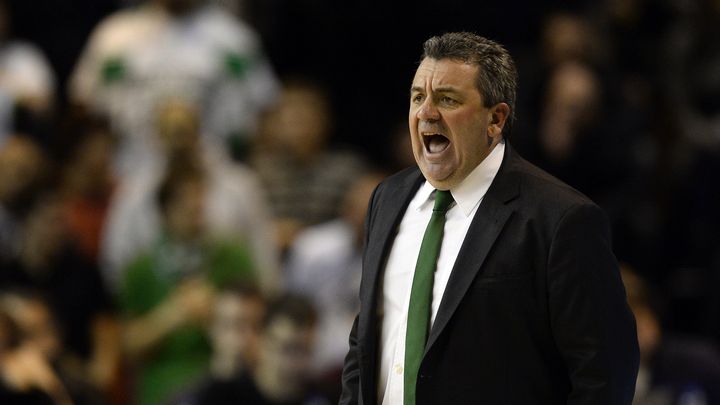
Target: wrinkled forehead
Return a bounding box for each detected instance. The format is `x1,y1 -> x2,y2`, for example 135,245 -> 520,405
411,57 -> 479,91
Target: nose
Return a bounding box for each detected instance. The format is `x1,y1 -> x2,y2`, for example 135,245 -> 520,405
416,98 -> 440,122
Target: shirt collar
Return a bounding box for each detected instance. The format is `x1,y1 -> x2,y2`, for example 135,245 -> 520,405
412,140 -> 505,217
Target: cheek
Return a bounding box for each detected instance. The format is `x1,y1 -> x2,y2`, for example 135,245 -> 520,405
408,131 -> 424,158
452,116 -> 487,150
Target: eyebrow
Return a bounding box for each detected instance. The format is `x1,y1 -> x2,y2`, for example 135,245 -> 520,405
409,85 -> 461,94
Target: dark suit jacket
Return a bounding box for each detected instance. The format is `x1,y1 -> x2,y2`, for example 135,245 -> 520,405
340,145 -> 639,405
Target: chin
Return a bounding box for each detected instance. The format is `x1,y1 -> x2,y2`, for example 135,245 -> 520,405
424,175 -> 454,191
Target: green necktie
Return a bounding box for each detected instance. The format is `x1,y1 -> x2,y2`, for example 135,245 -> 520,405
404,189 -> 455,405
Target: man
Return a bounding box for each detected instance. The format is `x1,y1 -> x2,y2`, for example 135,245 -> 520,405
285,172 -> 385,376
102,99 -> 278,293
181,293 -> 330,405
118,165 -> 258,405
168,283 -> 267,405
340,32 -> 639,405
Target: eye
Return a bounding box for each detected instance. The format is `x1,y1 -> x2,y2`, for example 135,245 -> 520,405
441,96 -> 458,105
411,93 -> 424,103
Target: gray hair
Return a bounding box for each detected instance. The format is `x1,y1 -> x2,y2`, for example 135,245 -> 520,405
422,32 -> 518,135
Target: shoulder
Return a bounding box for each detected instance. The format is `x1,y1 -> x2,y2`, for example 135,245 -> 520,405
506,148 -> 597,214
498,147 -> 609,240
365,166 -> 420,212
375,166 -> 421,194
196,5 -> 261,52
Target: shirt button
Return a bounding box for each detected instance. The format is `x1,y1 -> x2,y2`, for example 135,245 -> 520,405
394,365 -> 403,375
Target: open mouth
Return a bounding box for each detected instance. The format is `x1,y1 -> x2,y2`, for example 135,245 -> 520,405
423,133 -> 450,154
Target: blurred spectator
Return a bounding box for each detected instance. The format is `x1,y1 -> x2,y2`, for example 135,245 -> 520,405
253,78 -> 365,253
0,135 -> 46,263
0,305 -> 56,404
56,111 -> 117,264
521,57 -> 631,217
514,13 -> 633,213
0,193 -> 119,396
622,266 -> 720,405
664,0 -> 720,150
173,293 -> 329,405
1,290 -> 104,404
102,98 -> 278,293
284,172 -> 383,395
540,11 -> 606,68
207,283 -> 265,378
118,165 -> 258,405
656,0 -> 720,315
539,61 -> 602,162
0,0 -> 55,144
169,282 -> 266,404
69,0 -> 279,176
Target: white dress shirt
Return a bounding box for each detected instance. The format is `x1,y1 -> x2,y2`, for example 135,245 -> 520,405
378,141 -> 505,404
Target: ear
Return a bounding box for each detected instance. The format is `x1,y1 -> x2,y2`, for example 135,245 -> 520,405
487,102 -> 510,139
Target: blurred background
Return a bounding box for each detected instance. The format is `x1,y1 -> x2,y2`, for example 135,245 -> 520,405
0,0 -> 719,404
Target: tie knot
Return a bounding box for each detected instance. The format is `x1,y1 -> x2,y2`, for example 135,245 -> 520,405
432,190 -> 454,213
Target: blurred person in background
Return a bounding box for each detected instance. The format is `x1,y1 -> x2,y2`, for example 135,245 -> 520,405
535,60 -> 627,201
207,283 -> 265,378
69,0 -> 279,176
0,135 -> 46,263
539,11 -> 607,69
0,193 -> 118,399
1,290 -> 105,405
0,305 -> 58,404
622,266 -> 720,405
176,293 -> 329,405
517,12 -> 629,207
252,78 -> 365,254
56,111 -> 117,265
102,98 -> 278,293
664,0 -> 720,151
118,165 -> 258,405
658,1 -> 720,339
170,282 -> 266,404
625,266 -> 720,404
284,172 -> 384,401
0,0 -> 55,145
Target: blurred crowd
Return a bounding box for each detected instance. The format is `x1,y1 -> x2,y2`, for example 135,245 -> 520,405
0,0 -> 718,404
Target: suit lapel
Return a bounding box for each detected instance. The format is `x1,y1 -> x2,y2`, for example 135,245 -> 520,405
425,147 -> 521,353
359,168 -> 424,405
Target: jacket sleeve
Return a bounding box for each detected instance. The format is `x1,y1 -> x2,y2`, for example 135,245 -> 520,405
547,202 -> 639,404
339,315 -> 361,405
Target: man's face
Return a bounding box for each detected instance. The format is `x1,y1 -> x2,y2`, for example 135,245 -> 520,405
259,318 -> 315,399
210,293 -> 264,368
409,58 -> 501,190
